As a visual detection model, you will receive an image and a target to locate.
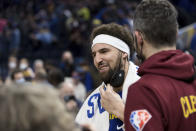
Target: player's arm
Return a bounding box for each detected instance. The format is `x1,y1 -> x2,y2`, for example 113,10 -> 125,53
124,84 -> 166,131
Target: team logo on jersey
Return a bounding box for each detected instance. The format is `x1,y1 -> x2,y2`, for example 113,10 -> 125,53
129,109 -> 152,131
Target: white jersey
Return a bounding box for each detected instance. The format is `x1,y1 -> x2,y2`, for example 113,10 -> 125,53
75,61 -> 140,131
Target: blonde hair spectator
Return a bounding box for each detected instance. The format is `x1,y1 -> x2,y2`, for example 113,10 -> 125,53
0,84 -> 79,131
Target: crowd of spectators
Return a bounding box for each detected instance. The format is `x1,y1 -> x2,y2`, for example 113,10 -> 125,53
0,0 -> 141,80
0,0 -> 195,78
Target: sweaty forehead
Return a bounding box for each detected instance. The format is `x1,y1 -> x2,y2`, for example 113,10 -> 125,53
91,43 -> 117,52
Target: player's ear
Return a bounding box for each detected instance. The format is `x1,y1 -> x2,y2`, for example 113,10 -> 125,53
122,52 -> 128,60
134,31 -> 143,46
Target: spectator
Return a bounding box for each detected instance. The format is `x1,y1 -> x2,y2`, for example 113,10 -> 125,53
19,58 -> 30,70
47,68 -> 64,87
32,69 -> 53,88
33,59 -> 45,74
0,84 -> 79,131
5,55 -> 18,85
65,70 -> 87,102
19,58 -> 35,81
10,68 -> 26,84
8,55 -> 18,72
59,81 -> 81,114
78,60 -> 94,93
59,50 -> 75,77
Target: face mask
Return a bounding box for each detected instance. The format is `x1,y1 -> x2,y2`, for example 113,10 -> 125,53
109,69 -> 125,88
20,63 -> 27,70
15,78 -> 25,83
9,62 -> 16,69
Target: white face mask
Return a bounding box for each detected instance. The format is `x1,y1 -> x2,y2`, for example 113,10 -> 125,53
20,63 -> 27,70
9,62 -> 16,69
15,78 -> 25,83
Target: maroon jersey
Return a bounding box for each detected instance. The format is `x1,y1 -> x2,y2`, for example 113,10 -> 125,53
125,50 -> 196,131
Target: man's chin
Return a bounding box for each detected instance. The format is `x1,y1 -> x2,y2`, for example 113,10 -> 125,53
98,68 -> 113,83
99,74 -> 110,84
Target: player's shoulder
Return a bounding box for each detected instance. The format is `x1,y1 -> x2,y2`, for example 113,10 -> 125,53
129,74 -> 164,91
83,84 -> 103,102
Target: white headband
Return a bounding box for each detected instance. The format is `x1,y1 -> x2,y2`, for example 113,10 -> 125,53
92,34 -> 130,58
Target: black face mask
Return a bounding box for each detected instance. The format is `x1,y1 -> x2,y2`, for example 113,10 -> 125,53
108,52 -> 125,88
134,34 -> 145,64
109,69 -> 125,88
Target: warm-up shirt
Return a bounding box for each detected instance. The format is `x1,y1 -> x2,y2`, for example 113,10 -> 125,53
125,50 -> 196,131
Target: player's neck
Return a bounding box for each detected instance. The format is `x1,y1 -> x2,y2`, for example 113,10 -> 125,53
145,43 -> 176,59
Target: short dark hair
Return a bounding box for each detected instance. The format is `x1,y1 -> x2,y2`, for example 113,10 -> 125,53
91,23 -> 134,57
47,68 -> 64,87
133,0 -> 178,47
11,68 -> 22,80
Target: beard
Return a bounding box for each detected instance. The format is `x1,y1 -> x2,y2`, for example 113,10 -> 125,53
99,59 -> 125,87
100,66 -> 114,84
98,55 -> 122,85
97,57 -> 120,84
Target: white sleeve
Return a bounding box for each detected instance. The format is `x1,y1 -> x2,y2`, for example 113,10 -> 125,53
75,86 -> 109,131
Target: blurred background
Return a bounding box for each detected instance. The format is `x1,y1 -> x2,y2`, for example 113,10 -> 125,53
0,0 -> 195,101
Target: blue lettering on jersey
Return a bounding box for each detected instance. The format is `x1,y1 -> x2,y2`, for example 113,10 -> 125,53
87,93 -> 105,118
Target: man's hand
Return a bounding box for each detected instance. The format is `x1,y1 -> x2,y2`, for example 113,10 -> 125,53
99,84 -> 125,121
